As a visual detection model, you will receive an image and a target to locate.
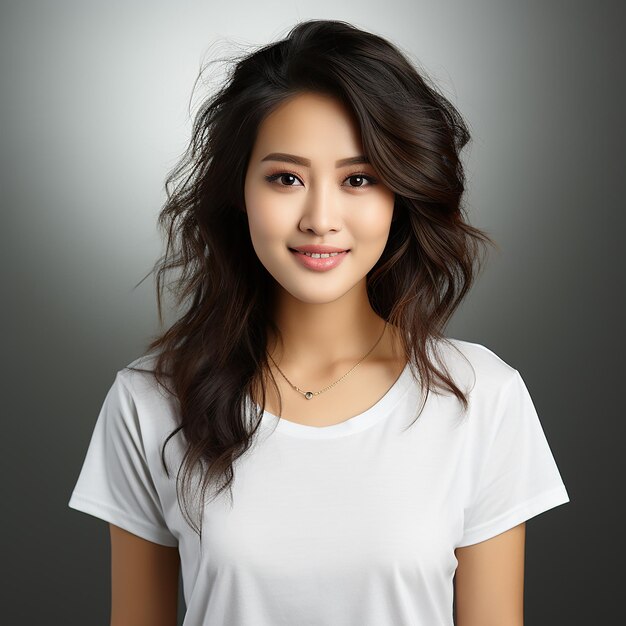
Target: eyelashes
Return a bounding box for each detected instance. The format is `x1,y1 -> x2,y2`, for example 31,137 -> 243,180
264,170 -> 378,189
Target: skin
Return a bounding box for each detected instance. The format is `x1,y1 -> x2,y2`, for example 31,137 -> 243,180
454,523 -> 526,625
109,524 -> 179,626
109,90 -> 525,625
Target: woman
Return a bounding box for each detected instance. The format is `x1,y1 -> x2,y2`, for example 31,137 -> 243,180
68,19 -> 570,625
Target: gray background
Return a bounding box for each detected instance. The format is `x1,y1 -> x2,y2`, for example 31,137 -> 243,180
2,1 -> 623,624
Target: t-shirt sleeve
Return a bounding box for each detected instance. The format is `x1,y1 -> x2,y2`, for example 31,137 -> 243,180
457,369 -> 570,547
68,371 -> 178,547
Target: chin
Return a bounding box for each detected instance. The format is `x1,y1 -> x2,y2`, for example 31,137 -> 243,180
278,278 -> 358,304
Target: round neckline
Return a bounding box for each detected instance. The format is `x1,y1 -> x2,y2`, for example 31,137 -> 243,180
252,360 -> 415,439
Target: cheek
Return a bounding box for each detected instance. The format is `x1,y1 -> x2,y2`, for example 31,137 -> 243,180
349,202 -> 394,243
247,206 -> 288,243
244,187 -> 292,248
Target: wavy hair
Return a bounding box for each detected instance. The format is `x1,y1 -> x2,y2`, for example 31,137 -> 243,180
129,19 -> 496,537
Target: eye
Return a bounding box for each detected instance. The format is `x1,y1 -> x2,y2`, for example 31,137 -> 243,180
265,172 -> 378,189
344,174 -> 377,188
264,172 -> 304,187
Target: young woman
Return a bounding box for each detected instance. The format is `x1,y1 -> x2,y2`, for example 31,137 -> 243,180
68,19 -> 570,626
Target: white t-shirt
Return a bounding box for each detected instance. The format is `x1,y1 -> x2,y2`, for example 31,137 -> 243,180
68,338 -> 570,625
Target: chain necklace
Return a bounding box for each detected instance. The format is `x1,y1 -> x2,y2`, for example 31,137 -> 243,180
267,321 -> 388,400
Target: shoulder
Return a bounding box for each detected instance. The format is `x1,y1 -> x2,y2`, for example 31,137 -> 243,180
116,351 -> 165,391
433,337 -> 520,400
432,338 -> 538,444
113,351 -> 178,420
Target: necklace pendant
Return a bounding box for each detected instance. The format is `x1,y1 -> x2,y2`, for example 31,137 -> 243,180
304,391 -> 314,400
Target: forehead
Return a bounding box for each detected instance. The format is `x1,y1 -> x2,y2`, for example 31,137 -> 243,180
251,91 -> 363,158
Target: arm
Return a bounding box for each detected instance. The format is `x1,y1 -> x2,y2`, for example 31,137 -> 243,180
109,523 -> 180,626
454,522 -> 526,626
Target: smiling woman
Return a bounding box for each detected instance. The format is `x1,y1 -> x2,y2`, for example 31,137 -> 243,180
68,18 -> 570,626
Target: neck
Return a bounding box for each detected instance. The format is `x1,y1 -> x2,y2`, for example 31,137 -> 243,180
267,281 -> 392,373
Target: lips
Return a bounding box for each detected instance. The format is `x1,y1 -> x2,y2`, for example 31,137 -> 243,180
290,245 -> 350,254
289,248 -> 349,272
290,249 -> 345,258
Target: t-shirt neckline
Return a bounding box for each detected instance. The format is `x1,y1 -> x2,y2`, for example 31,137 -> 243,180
255,360 -> 415,439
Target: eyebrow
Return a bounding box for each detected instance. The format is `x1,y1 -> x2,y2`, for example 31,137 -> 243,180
260,152 -> 370,168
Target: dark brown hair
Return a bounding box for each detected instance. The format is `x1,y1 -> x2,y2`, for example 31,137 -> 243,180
129,19 -> 496,537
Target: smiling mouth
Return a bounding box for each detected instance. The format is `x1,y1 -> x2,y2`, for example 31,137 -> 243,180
289,249 -> 349,258
288,248 -> 350,272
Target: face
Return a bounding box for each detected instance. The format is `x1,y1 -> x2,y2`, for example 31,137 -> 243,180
243,91 -> 395,305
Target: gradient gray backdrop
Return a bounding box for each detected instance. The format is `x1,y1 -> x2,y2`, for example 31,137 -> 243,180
3,1 -> 623,624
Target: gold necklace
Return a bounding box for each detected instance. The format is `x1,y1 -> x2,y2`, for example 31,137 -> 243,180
267,321 -> 388,400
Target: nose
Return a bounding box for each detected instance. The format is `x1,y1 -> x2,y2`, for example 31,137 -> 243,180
298,180 -> 342,236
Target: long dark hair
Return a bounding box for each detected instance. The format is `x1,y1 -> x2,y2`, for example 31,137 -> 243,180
129,19 -> 496,537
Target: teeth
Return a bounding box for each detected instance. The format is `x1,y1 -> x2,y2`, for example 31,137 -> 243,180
300,251 -> 342,258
